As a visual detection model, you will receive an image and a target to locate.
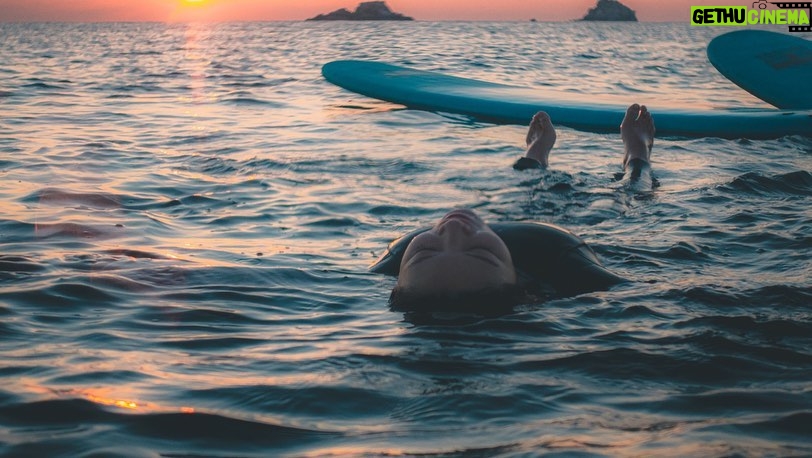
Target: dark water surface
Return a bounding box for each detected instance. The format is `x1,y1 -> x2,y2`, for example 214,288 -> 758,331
0,22 -> 810,457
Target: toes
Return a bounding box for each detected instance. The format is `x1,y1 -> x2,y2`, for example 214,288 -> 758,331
639,105 -> 655,131
625,103 -> 641,120
620,103 -> 640,127
527,111 -> 555,149
639,107 -> 651,126
532,111 -> 549,126
621,104 -> 640,130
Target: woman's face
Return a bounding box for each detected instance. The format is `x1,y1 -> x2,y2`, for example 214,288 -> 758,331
396,209 -> 517,294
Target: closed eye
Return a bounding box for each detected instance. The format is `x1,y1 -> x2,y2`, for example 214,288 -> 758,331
465,248 -> 501,267
403,241 -> 506,269
403,247 -> 440,267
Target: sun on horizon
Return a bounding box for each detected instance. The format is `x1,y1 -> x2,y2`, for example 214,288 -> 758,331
171,0 -> 219,22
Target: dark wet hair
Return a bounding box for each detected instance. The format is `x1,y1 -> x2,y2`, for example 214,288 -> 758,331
388,284 -> 536,316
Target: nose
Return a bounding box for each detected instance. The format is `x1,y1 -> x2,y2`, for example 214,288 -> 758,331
436,218 -> 475,249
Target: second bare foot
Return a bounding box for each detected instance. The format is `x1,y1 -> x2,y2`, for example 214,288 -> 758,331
525,111 -> 556,168
621,104 -> 655,168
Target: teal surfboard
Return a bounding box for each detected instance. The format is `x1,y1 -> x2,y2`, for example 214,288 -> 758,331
708,30 -> 812,109
322,60 -> 812,139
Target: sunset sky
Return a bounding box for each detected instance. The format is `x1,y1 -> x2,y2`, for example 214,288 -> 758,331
0,0 -> 751,22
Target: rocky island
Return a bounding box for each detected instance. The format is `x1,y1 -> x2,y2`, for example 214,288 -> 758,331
581,0 -> 638,21
307,2 -> 413,21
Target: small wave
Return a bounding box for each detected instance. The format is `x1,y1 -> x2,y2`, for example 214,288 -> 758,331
48,370 -> 148,385
0,398 -> 340,449
219,95 -> 286,108
102,249 -> 172,260
177,194 -> 234,207
678,284 -> 812,309
623,389 -> 808,416
663,241 -> 707,260
576,53 -> 601,59
127,411 -> 340,446
158,336 -> 268,351
723,170 -> 812,196
222,77 -> 296,88
368,204 -> 433,217
181,155 -> 240,175
581,303 -> 671,321
620,241 -> 708,262
241,157 -> 288,172
303,217 -> 360,227
24,188 -> 123,209
134,307 -> 266,326
675,315 -> 812,340
614,82 -> 645,93
104,93 -> 135,99
511,343 -> 809,386
38,223 -> 122,239
102,83 -> 163,93
294,157 -> 431,176
208,213 -> 277,226
165,131 -> 232,147
0,220 -> 126,242
21,81 -> 68,90
0,158 -> 19,169
187,384 -> 399,419
122,50 -> 163,56
0,398 -> 115,426
643,64 -> 679,75
700,411 -> 812,443
512,348 -> 694,381
30,282 -> 119,307
0,255 -> 46,273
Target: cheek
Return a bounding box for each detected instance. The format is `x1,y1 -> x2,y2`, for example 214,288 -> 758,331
399,249 -> 425,272
400,234 -> 440,268
396,263 -> 445,291
481,237 -> 513,265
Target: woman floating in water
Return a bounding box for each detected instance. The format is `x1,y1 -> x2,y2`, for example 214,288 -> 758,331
373,208 -> 628,312
375,104 -> 656,311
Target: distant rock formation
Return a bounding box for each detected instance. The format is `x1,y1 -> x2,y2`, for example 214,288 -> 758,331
581,0 -> 638,21
307,1 -> 413,21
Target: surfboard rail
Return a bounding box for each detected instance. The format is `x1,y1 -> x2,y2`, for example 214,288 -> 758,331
322,60 -> 812,139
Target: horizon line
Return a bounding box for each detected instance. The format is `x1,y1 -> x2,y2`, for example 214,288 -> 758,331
0,19 -> 683,24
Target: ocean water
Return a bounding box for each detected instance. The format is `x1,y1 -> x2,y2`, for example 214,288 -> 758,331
0,21 -> 810,457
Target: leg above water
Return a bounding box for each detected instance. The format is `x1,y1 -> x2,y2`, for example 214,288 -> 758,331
621,103 -> 655,169
514,111 -> 556,170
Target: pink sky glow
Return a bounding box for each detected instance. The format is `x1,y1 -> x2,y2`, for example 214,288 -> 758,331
0,0 -> 752,23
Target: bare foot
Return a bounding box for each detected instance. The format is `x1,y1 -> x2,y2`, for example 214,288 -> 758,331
621,104 -> 655,168
524,111 -> 556,168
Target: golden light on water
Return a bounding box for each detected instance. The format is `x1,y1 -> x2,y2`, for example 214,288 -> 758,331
82,389 -> 196,414
86,393 -> 140,410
